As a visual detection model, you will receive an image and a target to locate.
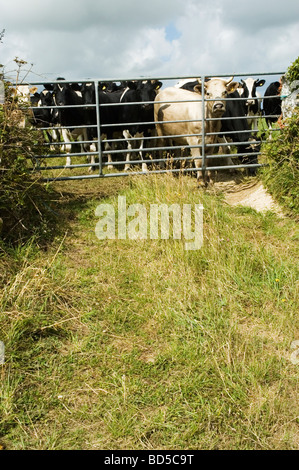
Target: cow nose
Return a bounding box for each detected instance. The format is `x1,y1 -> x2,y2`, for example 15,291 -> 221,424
246,99 -> 255,106
213,102 -> 225,112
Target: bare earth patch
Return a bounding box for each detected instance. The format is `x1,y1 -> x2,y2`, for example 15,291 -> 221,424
212,176 -> 284,216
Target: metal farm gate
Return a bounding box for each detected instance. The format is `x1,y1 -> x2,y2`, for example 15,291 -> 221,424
25,71 -> 284,182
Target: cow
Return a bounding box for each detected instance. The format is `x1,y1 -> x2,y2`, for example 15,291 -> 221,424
11,85 -> 38,104
10,84 -> 38,128
262,81 -> 282,128
154,77 -> 239,186
122,80 -> 162,172
176,79 -> 259,172
30,88 -> 66,153
238,78 -> 265,131
30,89 -> 54,128
81,79 -> 162,172
81,80 -> 129,171
219,90 -> 261,174
48,78 -> 91,167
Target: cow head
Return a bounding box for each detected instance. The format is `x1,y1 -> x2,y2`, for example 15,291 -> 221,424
81,82 -> 95,105
240,78 -> 265,110
136,80 -> 163,111
11,85 -> 38,103
194,77 -> 239,116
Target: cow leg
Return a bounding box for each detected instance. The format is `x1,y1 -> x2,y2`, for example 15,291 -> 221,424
88,141 -> 97,172
155,135 -> 166,170
217,136 -> 235,171
191,150 -> 206,186
136,131 -> 148,172
188,137 -> 207,186
104,141 -> 114,171
85,127 -> 97,172
123,130 -> 133,172
60,128 -> 72,167
47,127 -> 61,152
100,133 -> 114,171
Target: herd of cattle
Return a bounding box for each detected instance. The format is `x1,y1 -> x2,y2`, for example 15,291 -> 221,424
12,75 -> 284,184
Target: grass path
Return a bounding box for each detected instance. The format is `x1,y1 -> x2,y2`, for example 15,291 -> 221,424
0,174 -> 298,450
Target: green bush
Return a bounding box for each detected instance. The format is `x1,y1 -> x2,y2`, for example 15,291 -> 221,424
260,56 -> 299,217
285,56 -> 299,83
0,79 -> 56,244
261,109 -> 299,216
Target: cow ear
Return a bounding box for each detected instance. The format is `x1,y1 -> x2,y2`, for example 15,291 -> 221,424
226,81 -> 239,94
193,84 -> 202,94
99,82 -> 107,90
43,83 -> 53,91
155,81 -> 162,90
257,79 -> 265,87
71,83 -> 81,91
127,81 -> 137,90
29,86 -> 38,94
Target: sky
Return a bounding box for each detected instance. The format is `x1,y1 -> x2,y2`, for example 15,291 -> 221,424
1,0 -> 298,85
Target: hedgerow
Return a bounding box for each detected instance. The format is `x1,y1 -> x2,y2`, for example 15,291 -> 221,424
0,77 -> 56,244
261,57 -> 299,217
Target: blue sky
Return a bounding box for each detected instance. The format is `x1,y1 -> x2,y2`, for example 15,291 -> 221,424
1,0 -> 298,84
165,22 -> 181,42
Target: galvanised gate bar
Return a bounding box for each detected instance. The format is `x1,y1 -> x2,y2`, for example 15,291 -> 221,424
24,71 -> 284,181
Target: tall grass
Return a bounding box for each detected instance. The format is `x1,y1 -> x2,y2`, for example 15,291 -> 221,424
0,174 -> 298,450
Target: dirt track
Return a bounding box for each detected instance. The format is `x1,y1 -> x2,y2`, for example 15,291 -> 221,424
223,181 -> 284,216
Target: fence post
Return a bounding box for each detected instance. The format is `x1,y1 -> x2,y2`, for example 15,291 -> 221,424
94,80 -> 103,175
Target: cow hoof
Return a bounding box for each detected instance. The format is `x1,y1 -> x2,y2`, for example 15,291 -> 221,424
197,180 -> 206,188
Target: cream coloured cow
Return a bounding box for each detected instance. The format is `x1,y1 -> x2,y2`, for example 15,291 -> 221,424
154,77 -> 239,185
10,84 -> 38,128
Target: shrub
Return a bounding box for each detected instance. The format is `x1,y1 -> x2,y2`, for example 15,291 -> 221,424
260,56 -> 299,217
0,78 -> 56,244
285,56 -> 299,83
261,109 -> 299,217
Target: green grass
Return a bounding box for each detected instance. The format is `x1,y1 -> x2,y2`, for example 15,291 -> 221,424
0,173 -> 298,450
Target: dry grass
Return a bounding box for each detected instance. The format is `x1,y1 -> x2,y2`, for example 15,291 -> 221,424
0,173 -> 298,450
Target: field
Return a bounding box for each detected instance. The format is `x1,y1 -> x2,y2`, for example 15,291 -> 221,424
0,171 -> 298,450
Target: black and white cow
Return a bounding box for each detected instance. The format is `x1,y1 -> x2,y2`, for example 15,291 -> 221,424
30,89 -> 55,132
29,88 -> 61,151
81,81 -> 129,171
219,90 -> 260,173
238,78 -> 265,130
121,80 -> 162,171
47,78 -> 91,167
81,79 -> 162,172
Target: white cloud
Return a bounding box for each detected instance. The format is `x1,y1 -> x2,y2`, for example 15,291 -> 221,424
1,0 -> 298,84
